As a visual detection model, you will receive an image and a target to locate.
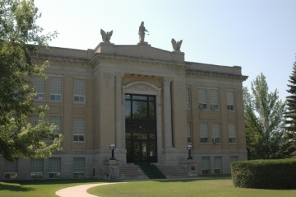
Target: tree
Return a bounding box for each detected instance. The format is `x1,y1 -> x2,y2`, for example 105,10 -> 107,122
0,0 -> 62,162
244,73 -> 286,159
283,57 -> 296,156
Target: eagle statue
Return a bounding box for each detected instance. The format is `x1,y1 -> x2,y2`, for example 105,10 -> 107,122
100,29 -> 113,43
171,38 -> 183,52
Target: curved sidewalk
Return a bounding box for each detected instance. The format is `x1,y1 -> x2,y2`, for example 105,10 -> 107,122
56,182 -> 119,197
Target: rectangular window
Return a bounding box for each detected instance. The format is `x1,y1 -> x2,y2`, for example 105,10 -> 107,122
202,156 -> 210,174
186,86 -> 191,109
228,124 -> 237,143
187,122 -> 192,144
33,76 -> 45,100
226,91 -> 234,110
198,89 -> 207,109
31,159 -> 43,178
50,77 -> 62,101
73,158 -> 85,178
4,160 -> 17,179
49,158 -> 61,178
212,123 -> 220,144
49,116 -> 61,140
214,156 -> 222,174
230,156 -> 238,163
210,89 -> 219,110
73,79 -> 85,103
200,122 -> 208,143
73,118 -> 85,142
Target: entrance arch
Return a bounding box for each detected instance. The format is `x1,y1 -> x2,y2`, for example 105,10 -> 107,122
122,81 -> 162,163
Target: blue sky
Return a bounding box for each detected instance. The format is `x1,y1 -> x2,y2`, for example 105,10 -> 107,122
35,0 -> 296,100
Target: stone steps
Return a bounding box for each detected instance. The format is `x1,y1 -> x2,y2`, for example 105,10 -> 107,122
155,164 -> 189,179
137,163 -> 166,179
119,164 -> 148,180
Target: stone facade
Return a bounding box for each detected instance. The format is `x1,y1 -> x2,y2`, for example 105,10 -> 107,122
0,40 -> 248,180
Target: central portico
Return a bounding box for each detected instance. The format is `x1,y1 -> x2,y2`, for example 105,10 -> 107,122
92,40 -> 187,167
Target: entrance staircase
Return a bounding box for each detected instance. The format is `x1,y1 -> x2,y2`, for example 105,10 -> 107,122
155,164 -> 189,179
119,164 -> 148,180
137,163 -> 166,179
119,163 -> 190,180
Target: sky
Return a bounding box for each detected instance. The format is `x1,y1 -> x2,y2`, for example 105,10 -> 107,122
34,0 -> 296,101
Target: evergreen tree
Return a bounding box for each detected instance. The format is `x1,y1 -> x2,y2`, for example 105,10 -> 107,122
0,0 -> 62,162
283,58 -> 296,156
244,73 -> 286,159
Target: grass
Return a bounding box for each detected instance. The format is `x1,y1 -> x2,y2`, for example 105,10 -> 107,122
1,176 -> 296,197
0,179 -> 102,197
88,176 -> 296,197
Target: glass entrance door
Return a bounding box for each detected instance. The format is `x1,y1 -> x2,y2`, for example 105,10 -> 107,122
125,94 -> 157,163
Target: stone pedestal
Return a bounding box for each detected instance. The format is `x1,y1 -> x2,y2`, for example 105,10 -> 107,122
185,159 -> 198,177
103,160 -> 120,180
94,42 -> 115,54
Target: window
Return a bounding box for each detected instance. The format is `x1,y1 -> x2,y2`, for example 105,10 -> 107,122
33,76 -> 45,100
49,116 -> 61,140
49,158 -> 61,178
187,122 -> 192,144
31,159 -> 43,178
200,122 -> 208,143
198,89 -> 207,109
202,157 -> 210,174
4,160 -> 17,179
228,124 -> 237,143
74,79 -> 85,103
50,77 -> 62,101
212,123 -> 220,144
226,91 -> 234,110
214,156 -> 222,174
73,118 -> 85,142
186,86 -> 191,109
230,156 -> 238,163
73,158 -> 85,178
210,89 -> 219,110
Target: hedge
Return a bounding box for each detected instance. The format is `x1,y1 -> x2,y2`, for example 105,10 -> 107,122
231,159 -> 296,189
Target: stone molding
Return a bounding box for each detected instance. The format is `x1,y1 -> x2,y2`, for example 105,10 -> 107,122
187,69 -> 248,81
123,81 -> 162,95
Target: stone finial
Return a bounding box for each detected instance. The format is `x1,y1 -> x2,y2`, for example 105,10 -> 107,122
100,29 -> 113,43
171,38 -> 183,52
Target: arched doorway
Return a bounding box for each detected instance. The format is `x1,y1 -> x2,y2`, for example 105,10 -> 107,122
125,94 -> 157,163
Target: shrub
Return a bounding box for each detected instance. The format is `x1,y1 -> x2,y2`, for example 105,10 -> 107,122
231,159 -> 296,189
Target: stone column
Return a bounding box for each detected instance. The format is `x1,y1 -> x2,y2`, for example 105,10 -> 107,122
163,77 -> 173,148
115,73 -> 123,148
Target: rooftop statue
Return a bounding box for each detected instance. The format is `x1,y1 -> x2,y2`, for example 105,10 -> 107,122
138,21 -> 149,43
171,38 -> 183,52
100,29 -> 113,43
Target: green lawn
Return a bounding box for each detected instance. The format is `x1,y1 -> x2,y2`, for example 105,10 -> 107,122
88,176 -> 296,197
1,176 -> 296,197
0,179 -> 101,197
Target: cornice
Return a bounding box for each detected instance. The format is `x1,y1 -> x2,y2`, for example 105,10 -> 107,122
33,53 -> 187,70
32,53 -> 89,66
187,69 -> 248,81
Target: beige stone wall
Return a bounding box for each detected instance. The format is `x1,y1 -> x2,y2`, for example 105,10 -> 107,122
0,42 -> 248,180
188,76 -> 247,152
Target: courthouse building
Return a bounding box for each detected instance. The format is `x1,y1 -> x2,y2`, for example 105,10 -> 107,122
0,25 -> 248,180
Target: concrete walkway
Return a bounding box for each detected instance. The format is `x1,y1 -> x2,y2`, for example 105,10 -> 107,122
56,182 -> 120,197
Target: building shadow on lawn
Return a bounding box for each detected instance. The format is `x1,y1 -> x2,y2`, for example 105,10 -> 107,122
154,174 -> 232,183
0,179 -> 106,192
0,182 -> 35,192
